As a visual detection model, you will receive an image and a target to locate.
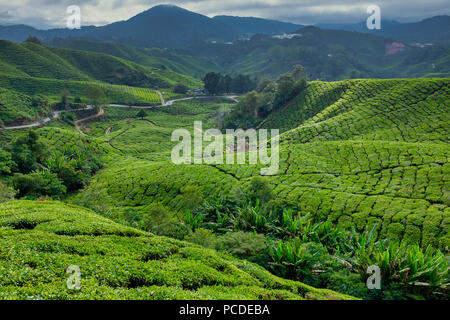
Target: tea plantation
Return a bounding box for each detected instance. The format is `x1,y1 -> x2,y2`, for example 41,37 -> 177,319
71,79 -> 450,250
0,200 -> 354,300
1,77 -> 448,300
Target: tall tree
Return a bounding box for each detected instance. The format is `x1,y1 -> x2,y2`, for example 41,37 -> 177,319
84,86 -> 108,109
203,73 -> 222,95
292,65 -> 304,81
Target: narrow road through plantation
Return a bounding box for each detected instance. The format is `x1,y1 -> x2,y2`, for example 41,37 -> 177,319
156,90 -> 165,105
75,108 -> 105,135
1,95 -> 239,130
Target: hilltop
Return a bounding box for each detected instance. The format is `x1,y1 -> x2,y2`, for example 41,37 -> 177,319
0,39 -> 202,88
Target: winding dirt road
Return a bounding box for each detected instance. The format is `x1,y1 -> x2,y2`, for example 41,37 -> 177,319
0,95 -> 238,131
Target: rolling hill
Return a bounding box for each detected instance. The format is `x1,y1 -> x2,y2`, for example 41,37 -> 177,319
212,16 -> 303,37
0,5 -> 239,48
0,200 -> 353,300
182,26 -> 450,79
47,39 -> 220,79
70,79 -> 450,251
0,39 -> 202,88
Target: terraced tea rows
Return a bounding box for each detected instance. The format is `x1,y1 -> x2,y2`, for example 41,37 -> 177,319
0,74 -> 162,105
73,79 -> 449,250
0,201 -> 353,300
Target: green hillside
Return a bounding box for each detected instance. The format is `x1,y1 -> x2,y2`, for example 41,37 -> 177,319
1,77 -> 448,300
49,39 -> 220,79
183,28 -> 450,80
71,79 -> 449,250
0,88 -> 50,125
0,200 -> 352,300
0,40 -> 202,89
0,74 -> 162,105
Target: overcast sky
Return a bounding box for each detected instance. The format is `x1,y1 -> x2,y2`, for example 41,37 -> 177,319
0,0 -> 449,29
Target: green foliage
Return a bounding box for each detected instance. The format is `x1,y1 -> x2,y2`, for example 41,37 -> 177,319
0,181 -> 16,203
222,67 -> 308,128
185,228 -> 217,249
0,147 -> 14,175
136,110 -> 147,120
83,86 -> 108,107
0,88 -> 49,125
203,72 -> 256,95
59,111 -> 76,126
338,226 -> 449,298
6,128 -> 105,199
247,177 -> 273,204
11,131 -> 48,174
216,232 -> 269,266
140,203 -> 189,240
185,210 -> 204,231
12,170 -> 66,199
0,200 -> 353,300
180,186 -> 204,211
173,84 -> 189,94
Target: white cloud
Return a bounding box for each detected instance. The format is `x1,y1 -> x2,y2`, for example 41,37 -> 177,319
0,0 -> 448,29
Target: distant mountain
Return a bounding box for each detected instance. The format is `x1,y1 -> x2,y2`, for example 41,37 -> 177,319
0,5 -> 239,48
0,39 -> 201,88
317,16 -> 450,44
47,38 -> 220,78
95,5 -> 238,48
182,26 -> 450,80
376,15 -> 450,44
316,20 -> 401,33
213,16 -> 303,37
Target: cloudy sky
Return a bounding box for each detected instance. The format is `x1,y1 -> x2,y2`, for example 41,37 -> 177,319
0,0 -> 449,29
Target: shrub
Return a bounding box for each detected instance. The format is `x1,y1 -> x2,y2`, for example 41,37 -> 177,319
0,148 -> 14,175
0,181 -> 16,203
59,110 -> 76,126
216,232 -> 269,266
12,170 -> 66,199
247,177 -> 273,204
180,186 -> 204,211
185,228 -> 217,249
11,131 -> 48,174
173,84 -> 189,94
142,203 -> 190,239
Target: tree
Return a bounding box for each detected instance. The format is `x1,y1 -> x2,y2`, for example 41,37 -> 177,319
203,72 -> 222,95
292,65 -> 304,81
59,111 -> 76,126
11,131 -> 48,174
274,72 -> 295,106
136,110 -> 147,120
247,177 -> 273,204
84,86 -> 108,108
61,88 -> 70,109
0,181 -> 15,203
173,84 -> 189,94
0,148 -> 14,175
31,94 -> 49,110
243,91 -> 260,118
25,36 -> 42,45
12,170 -> 66,199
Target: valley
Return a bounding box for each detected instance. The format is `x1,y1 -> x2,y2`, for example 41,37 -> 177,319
0,3 -> 448,302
